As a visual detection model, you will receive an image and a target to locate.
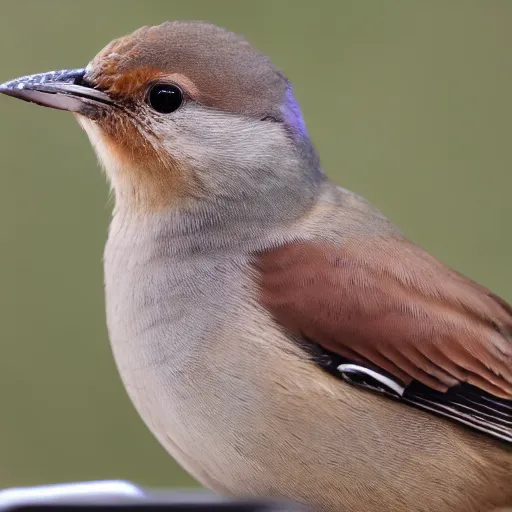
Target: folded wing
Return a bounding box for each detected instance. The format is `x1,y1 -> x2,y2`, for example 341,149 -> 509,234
254,236 -> 512,441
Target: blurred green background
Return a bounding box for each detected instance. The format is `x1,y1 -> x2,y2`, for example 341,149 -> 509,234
0,0 -> 511,491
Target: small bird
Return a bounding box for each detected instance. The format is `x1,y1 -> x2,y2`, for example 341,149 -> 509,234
1,21 -> 511,512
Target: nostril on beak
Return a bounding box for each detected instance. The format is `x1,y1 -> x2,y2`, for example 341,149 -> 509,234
73,72 -> 93,88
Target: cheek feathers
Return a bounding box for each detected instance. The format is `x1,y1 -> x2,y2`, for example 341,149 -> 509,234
75,114 -> 197,211
75,115 -> 123,177
76,113 -> 150,174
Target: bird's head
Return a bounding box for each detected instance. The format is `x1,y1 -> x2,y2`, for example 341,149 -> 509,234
0,21 -> 322,216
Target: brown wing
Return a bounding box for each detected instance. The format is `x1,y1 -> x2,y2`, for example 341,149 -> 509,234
254,236 -> 512,399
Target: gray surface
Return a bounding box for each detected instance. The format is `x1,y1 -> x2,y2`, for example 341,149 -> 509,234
0,481 -> 307,511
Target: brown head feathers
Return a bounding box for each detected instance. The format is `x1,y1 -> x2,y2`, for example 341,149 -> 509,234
74,21 -> 317,212
86,21 -> 290,120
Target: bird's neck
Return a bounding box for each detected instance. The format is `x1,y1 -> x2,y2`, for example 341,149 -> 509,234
102,157 -> 328,362
103,128 -> 326,395
109,142 -> 324,255
102,189 -> 316,408
80,98 -> 325,217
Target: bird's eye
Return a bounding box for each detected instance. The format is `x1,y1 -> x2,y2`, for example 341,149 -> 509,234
147,83 -> 183,114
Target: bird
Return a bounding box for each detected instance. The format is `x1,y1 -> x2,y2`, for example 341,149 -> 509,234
1,21 -> 511,512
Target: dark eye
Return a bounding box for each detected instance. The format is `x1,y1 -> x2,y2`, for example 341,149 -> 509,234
147,83 -> 183,114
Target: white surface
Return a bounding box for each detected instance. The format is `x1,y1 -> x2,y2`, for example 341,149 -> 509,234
0,480 -> 145,509
337,363 -> 405,396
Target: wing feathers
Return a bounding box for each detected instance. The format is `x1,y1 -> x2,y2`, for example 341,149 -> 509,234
254,236 -> 512,398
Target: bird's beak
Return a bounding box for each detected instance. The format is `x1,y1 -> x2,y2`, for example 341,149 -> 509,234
0,68 -> 111,114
